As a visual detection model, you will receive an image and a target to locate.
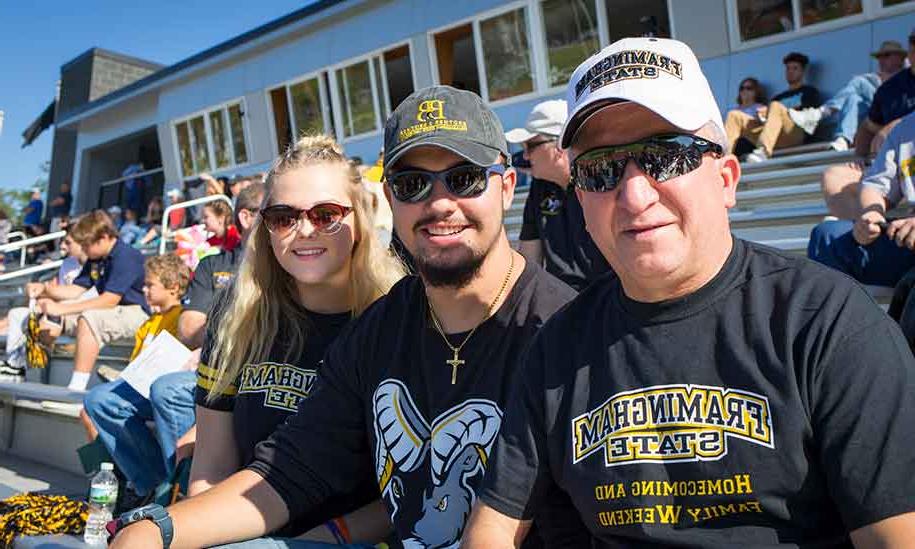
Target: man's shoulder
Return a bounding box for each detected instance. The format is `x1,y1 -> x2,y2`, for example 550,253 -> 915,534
516,260 -> 578,316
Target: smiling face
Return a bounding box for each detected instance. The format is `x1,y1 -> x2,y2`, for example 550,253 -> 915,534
202,206 -> 226,237
387,146 -> 515,288
569,103 -> 740,301
266,162 -> 356,294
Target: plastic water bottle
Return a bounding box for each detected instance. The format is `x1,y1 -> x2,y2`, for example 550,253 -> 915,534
83,462 -> 118,545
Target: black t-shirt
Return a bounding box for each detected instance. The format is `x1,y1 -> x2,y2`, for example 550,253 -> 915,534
247,260 -> 586,547
772,85 -> 821,110
481,238 -> 915,547
520,178 -> 611,291
868,68 -> 915,126
195,305 -> 374,536
183,249 -> 243,314
50,192 -> 72,217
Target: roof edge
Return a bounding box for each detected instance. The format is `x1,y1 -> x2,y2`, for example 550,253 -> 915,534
57,0 -> 350,127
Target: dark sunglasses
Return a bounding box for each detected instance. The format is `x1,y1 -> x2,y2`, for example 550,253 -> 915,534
385,164 -> 506,203
740,85 -> 755,90
259,202 -> 352,236
571,133 -> 723,193
523,139 -> 555,153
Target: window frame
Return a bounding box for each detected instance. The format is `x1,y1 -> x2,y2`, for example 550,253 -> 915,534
264,68 -> 335,158
725,0 -> 914,51
171,97 -> 251,181
427,0 -> 676,106
326,39 -> 417,143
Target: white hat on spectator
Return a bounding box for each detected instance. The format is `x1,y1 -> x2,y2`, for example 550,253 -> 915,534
107,205 -> 122,215
559,37 -> 724,148
505,100 -> 567,143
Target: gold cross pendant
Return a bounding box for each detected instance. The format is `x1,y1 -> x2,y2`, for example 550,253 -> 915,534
446,349 -> 465,385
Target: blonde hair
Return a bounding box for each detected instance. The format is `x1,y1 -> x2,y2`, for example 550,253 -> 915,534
207,134 -> 405,401
145,253 -> 191,296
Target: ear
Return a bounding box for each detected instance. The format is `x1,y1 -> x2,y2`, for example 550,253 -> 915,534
719,153 -> 741,209
501,168 -> 517,211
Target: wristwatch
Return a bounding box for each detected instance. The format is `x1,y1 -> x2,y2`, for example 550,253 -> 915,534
116,503 -> 174,548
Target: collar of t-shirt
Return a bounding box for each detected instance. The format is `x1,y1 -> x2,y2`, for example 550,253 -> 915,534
422,255 -> 540,338
617,238 -> 748,324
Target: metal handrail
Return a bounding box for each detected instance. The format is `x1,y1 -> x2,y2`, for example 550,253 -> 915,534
98,167 -> 164,189
0,230 -> 67,269
159,194 -> 233,255
0,260 -> 63,283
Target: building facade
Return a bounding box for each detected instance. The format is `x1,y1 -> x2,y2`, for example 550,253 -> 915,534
52,0 -> 915,213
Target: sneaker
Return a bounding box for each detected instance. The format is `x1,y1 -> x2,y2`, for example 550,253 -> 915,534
829,136 -> 850,151
789,107 -> 823,135
745,148 -> 769,163
96,365 -> 121,383
0,361 -> 24,384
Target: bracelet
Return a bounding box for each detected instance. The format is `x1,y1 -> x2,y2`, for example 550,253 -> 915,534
324,519 -> 347,545
332,517 -> 352,544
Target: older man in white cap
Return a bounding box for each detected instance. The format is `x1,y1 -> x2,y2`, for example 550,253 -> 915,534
506,99 -> 610,291
465,37 -> 915,547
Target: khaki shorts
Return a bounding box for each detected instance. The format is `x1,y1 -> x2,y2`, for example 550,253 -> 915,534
61,305 -> 148,346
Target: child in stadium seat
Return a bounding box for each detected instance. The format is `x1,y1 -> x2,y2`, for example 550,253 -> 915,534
81,253 -> 191,501
202,200 -> 240,252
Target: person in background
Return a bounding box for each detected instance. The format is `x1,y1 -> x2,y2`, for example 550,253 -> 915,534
724,77 -> 767,156
202,201 -> 240,252
0,228 -> 89,382
506,99 -> 611,291
32,210 -> 148,391
790,40 -> 907,152
228,175 -> 253,208
82,253 -> 192,503
107,206 -> 124,230
22,188 -> 43,230
819,30 -> 915,219
745,52 -> 822,162
119,209 -> 145,245
166,189 -> 186,231
808,110 -> 915,288
0,209 -> 11,271
48,182 -> 73,233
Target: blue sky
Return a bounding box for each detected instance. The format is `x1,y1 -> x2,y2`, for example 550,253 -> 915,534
0,0 -> 313,191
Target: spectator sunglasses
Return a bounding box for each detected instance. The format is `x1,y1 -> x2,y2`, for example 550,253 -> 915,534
571,133 -> 723,193
385,163 -> 506,203
259,202 -> 352,237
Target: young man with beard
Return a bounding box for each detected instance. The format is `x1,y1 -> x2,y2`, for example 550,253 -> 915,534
465,38 -> 915,547
507,99 -> 610,291
109,86 -> 583,548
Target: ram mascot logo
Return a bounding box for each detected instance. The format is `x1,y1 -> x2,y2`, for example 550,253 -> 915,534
373,379 -> 502,548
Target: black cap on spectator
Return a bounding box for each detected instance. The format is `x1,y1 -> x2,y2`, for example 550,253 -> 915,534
782,52 -> 809,67
383,85 -> 508,176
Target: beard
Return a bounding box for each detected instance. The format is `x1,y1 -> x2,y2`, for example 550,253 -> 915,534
411,211 -> 502,289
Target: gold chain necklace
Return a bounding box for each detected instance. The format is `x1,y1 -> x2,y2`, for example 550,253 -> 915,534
428,252 -> 515,385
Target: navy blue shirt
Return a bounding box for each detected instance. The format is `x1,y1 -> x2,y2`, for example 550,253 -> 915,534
73,240 -> 148,311
869,68 -> 915,126
50,192 -> 72,217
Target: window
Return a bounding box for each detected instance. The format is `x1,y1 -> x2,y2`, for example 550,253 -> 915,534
382,45 -> 414,115
480,8 -> 535,101
434,24 -> 481,95
540,0 -> 600,87
433,8 -> 536,103
735,0 -> 866,43
884,0 -> 913,5
268,73 -> 334,153
337,60 -> 379,138
173,101 -> 249,179
605,0 -> 671,43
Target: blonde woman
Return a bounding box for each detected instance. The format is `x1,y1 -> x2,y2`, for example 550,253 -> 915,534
190,135 -> 404,545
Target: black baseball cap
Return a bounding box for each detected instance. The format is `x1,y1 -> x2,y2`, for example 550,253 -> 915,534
383,85 -> 509,175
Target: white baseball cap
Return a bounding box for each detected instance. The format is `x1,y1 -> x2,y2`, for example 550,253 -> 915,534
559,37 -> 724,149
505,99 -> 567,143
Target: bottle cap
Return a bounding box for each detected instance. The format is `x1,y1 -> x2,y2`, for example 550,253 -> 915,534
100,462 -> 114,471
